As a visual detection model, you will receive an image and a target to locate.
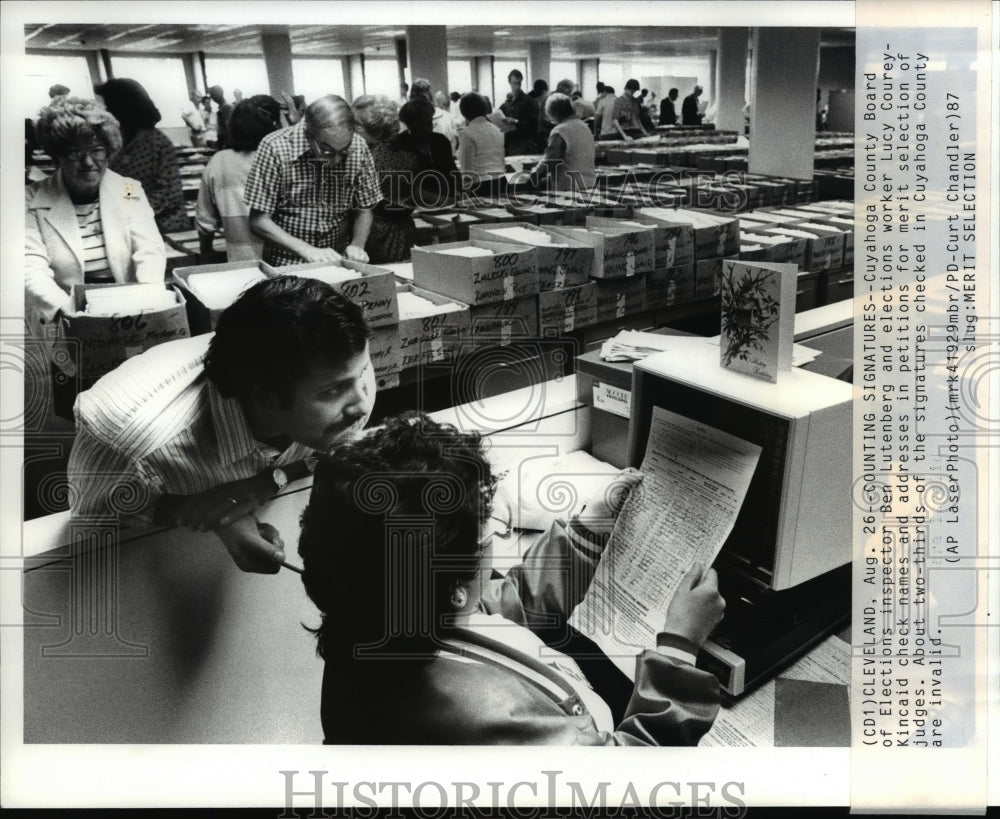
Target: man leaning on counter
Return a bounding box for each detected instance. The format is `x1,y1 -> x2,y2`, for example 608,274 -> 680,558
66,276 -> 376,573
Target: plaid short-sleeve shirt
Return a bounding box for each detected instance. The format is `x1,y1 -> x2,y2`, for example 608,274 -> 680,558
243,122 -> 381,267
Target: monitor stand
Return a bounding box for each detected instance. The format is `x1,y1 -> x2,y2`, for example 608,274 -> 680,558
699,562 -> 852,702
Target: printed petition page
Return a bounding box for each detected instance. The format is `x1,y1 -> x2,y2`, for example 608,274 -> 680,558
570,407 -> 761,680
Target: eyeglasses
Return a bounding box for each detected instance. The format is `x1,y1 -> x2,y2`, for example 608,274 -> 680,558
310,138 -> 351,163
64,146 -> 108,162
478,498 -> 513,548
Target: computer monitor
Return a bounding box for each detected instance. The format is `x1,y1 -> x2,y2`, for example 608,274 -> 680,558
628,343 -> 852,591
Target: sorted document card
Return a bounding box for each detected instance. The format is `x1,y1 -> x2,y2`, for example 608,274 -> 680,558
185,267 -> 265,309
83,283 -> 179,316
719,260 -> 797,383
568,406 -> 762,681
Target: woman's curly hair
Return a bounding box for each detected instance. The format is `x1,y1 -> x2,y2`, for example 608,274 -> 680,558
351,94 -> 400,144
34,96 -> 123,160
298,412 -> 497,661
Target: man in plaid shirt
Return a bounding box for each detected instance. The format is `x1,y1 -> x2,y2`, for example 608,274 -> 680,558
245,95 -> 380,267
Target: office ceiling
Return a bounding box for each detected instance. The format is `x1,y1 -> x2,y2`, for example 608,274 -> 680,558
23,23 -> 855,60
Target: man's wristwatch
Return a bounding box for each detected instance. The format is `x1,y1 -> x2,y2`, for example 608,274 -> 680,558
267,458 -> 318,493
270,467 -> 289,491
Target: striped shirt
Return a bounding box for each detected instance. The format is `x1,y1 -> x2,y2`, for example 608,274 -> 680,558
74,202 -> 113,283
67,334 -> 313,526
243,122 -> 381,267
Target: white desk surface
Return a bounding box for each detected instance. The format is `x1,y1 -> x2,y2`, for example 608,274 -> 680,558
21,380 -> 588,743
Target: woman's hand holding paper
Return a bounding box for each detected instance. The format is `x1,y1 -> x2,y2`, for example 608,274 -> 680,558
662,565 -> 726,648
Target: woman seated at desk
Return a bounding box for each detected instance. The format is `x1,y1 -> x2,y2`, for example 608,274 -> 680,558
298,412 -> 724,745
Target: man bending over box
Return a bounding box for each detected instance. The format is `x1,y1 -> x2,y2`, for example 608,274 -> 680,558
67,276 -> 375,573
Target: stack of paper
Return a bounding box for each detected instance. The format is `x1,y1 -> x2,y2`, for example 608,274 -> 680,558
482,226 -> 567,247
397,291 -> 464,318
600,330 -> 684,362
380,262 -> 414,281
186,268 -> 265,309
84,284 -> 177,316
283,266 -> 358,287
435,246 -> 494,257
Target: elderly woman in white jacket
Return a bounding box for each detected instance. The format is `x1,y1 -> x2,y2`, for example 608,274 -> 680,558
25,96 -> 166,417
25,96 -> 165,337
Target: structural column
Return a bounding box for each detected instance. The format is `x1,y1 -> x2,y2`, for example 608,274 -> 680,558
261,28 -> 295,99
527,40 -> 551,86
406,25 -> 448,94
715,28 -> 748,133
344,54 -> 365,101
748,27 -> 820,180
473,56 -> 495,102
579,58 -> 600,99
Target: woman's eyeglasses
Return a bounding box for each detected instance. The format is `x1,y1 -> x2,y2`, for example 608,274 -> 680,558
478,499 -> 513,548
65,146 -> 108,162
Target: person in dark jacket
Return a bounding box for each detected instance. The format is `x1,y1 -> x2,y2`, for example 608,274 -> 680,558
299,412 -> 725,745
499,69 -> 539,156
660,87 -> 679,125
682,85 -> 704,125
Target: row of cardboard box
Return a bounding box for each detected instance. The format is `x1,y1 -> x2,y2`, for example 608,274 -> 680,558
65,201 -> 854,390
599,135 -> 853,170
411,174 -> 819,243
65,253 -> 714,392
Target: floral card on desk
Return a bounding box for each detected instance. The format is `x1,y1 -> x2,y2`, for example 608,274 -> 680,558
719,260 -> 798,382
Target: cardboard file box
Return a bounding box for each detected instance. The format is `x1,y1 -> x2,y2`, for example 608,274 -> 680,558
742,211 -> 802,228
266,259 -> 399,327
637,208 -> 738,261
766,207 -> 819,222
695,257 -> 723,299
593,274 -> 646,323
747,179 -> 789,207
505,202 -> 569,225
806,216 -> 854,266
783,223 -> 846,272
795,271 -> 821,313
537,196 -> 590,225
368,323 -> 401,383
468,222 -> 594,291
458,206 -> 519,225
419,211 -> 487,242
738,242 -> 770,263
702,184 -> 758,212
467,294 -> 538,347
538,282 -> 598,335
411,240 -> 538,305
585,215 -> 688,271
395,284 -> 470,370
646,263 -> 696,308
549,223 -> 655,279
826,270 -> 855,304
739,232 -> 803,267
172,260 -> 269,334
633,208 -> 696,265
66,283 -> 191,385
736,217 -> 774,234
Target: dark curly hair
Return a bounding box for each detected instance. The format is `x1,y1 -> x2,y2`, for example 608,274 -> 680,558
94,78 -> 161,140
458,92 -> 489,122
227,95 -> 281,152
298,412 -> 497,661
204,276 -> 370,406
